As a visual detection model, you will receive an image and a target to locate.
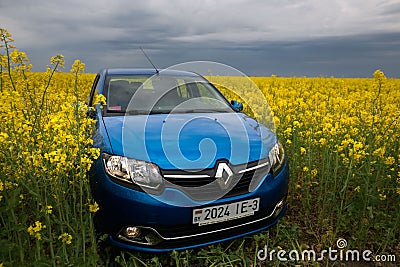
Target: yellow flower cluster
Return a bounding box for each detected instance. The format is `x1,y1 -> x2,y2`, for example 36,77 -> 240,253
89,201 -> 99,213
46,205 -> 53,214
0,56 -> 99,183
58,232 -> 72,245
27,221 -> 46,240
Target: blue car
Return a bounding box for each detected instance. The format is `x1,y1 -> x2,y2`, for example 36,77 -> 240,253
88,68 -> 289,252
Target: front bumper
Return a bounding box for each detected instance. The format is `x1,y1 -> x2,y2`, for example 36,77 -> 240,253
90,159 -> 289,252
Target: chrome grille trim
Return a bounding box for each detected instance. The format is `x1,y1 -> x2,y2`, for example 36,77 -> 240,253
238,162 -> 269,174
163,174 -> 211,178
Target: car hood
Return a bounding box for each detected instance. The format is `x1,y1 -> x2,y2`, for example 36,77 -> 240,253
102,113 -> 276,169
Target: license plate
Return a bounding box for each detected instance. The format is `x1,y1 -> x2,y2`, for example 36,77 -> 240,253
192,198 -> 260,226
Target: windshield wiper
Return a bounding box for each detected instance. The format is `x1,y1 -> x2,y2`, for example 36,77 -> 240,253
149,110 -> 170,114
107,109 -> 229,115
174,109 -> 230,113
106,109 -> 150,115
125,110 -> 150,115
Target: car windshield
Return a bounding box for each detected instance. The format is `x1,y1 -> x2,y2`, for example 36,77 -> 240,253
105,75 -> 234,115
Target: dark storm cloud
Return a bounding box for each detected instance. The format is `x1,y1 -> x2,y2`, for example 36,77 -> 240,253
1,0 -> 400,77
241,32 -> 400,77
155,32 -> 399,77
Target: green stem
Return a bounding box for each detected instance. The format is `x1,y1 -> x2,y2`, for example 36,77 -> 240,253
2,33 -> 17,92
10,209 -> 24,263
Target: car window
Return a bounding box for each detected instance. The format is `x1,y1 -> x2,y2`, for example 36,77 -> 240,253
106,76 -> 146,112
175,79 -> 192,99
104,75 -> 234,115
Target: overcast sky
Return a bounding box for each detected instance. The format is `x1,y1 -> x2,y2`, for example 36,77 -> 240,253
2,0 -> 400,77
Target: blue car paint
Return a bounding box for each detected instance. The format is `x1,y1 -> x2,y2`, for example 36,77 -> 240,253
89,68 -> 289,251
102,113 -> 276,169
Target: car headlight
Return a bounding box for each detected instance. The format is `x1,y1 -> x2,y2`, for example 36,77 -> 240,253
102,153 -> 164,191
268,142 -> 285,175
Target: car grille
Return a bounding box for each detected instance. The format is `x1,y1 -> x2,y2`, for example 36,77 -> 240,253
161,160 -> 270,201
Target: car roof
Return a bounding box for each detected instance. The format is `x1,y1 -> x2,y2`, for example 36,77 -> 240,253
102,68 -> 200,77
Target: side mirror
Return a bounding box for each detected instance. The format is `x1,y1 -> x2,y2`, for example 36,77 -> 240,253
231,100 -> 243,111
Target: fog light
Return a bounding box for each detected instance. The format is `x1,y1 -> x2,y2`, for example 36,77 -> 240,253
124,226 -> 141,238
118,226 -> 164,245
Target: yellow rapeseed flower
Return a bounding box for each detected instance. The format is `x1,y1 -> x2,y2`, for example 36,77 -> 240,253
311,169 -> 318,178
318,138 -> 327,146
89,202 -> 99,213
93,94 -> 106,106
0,132 -> 8,143
283,127 -> 292,137
46,205 -> 53,214
27,221 -> 46,240
293,121 -> 301,129
58,232 -> 72,245
385,156 -> 395,165
373,147 -> 385,158
4,181 -> 13,190
50,54 -> 65,68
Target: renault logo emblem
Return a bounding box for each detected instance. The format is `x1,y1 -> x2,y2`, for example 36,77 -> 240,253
215,163 -> 234,190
